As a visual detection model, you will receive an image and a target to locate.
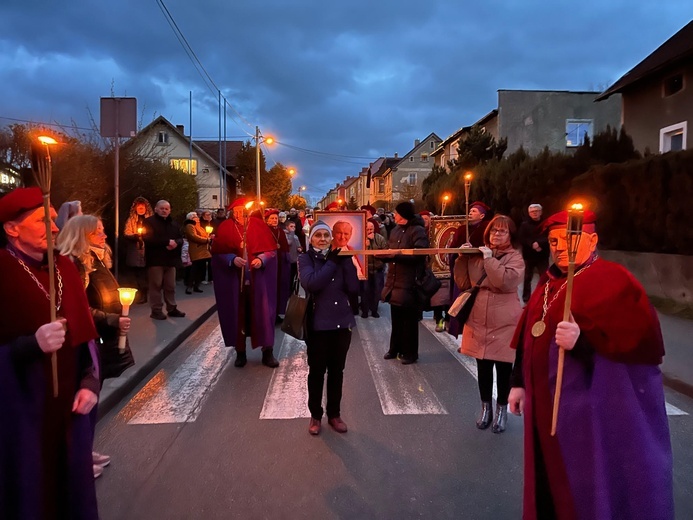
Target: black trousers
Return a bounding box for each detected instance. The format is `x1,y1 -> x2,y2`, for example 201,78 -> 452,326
306,329 -> 351,419
389,305 -> 420,360
476,359 -> 513,405
522,257 -> 549,302
359,270 -> 384,315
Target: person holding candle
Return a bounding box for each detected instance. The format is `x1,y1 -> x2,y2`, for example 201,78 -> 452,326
182,211 -> 212,294
507,209 -> 673,520
0,187 -> 100,518
57,214 -> 135,478
123,197 -> 153,304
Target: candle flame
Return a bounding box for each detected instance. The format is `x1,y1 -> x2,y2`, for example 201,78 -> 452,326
117,287 -> 138,306
137,227 -> 143,234
205,225 -> 214,234
244,201 -> 255,210
464,172 -> 473,181
570,203 -> 584,211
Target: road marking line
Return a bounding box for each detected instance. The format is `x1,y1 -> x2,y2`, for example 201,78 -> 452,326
128,326 -> 229,424
359,313 -> 447,415
260,334 -> 311,419
421,319 -> 498,401
422,319 -> 688,417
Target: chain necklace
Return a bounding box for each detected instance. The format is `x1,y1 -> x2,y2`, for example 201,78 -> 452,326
530,259 -> 595,338
8,248 -> 64,312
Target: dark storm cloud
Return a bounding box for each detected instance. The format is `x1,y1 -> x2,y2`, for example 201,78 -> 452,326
1,0 -> 691,202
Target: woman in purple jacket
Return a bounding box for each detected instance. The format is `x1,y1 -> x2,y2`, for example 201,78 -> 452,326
298,221 -> 359,436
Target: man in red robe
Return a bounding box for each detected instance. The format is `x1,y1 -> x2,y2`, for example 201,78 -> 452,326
211,199 -> 280,368
508,210 -> 674,520
0,187 -> 101,519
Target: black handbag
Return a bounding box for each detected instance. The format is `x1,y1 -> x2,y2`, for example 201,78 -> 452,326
281,279 -> 310,340
415,262 -> 442,305
449,273 -> 487,326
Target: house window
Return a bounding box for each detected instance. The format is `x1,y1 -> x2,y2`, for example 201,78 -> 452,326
566,119 -> 593,147
430,141 -> 435,149
420,153 -> 428,162
663,74 -> 684,97
659,121 -> 687,153
378,179 -> 384,194
158,131 -> 169,145
409,157 -> 414,162
407,173 -> 417,185
170,158 -> 198,175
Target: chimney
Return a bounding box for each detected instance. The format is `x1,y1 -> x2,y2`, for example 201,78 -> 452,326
394,153 -> 399,159
176,125 -> 185,134
414,139 -> 420,147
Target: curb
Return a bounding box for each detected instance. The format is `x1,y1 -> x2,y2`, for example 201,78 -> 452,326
662,374 -> 693,401
97,304 -> 218,420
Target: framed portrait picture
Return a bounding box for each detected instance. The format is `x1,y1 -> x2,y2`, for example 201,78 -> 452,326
313,211 -> 368,280
429,216 -> 466,278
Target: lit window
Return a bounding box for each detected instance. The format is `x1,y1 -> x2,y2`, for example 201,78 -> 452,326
158,131 -> 169,145
170,158 -> 198,175
659,121 -> 687,153
421,153 -> 428,162
566,119 -> 593,147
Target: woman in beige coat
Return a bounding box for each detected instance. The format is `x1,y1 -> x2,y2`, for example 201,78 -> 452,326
454,214 -> 524,433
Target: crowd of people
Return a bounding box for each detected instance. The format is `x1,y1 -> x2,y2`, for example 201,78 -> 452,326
0,184 -> 675,519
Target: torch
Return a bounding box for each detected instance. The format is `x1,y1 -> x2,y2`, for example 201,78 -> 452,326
441,194 -> 450,216
551,202 -> 584,436
137,225 -> 144,250
240,201 -> 255,288
464,172 -> 472,243
32,135 -> 59,397
205,224 -> 214,250
117,288 -> 137,353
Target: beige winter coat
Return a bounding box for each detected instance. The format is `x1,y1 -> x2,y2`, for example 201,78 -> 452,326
454,247 -> 524,363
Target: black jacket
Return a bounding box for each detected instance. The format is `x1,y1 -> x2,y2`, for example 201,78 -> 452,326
518,218 -> 549,263
143,213 -> 183,267
382,218 -> 429,307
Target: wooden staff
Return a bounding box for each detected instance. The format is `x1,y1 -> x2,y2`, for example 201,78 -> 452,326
338,247 -> 481,256
32,136 -> 59,397
551,204 -> 584,436
239,201 -> 254,289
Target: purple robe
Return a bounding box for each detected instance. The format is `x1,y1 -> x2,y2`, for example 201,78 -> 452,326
211,251 -> 277,349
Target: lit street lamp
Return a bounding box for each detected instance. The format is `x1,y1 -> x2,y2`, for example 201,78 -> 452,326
254,126 -> 274,203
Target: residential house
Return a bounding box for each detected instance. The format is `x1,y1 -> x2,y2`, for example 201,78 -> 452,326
0,164 -> 22,194
432,90 -> 621,169
596,20 -> 693,153
383,133 -> 442,202
124,116 -> 237,209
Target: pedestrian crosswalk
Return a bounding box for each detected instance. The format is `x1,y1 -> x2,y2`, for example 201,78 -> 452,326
125,314 -> 688,424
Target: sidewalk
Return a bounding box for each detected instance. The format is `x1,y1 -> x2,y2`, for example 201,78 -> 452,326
97,282 -> 217,419
659,312 -> 693,399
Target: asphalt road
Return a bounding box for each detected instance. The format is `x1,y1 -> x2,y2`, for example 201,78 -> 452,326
95,311 -> 693,520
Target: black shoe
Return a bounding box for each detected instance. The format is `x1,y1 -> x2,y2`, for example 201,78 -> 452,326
185,288 -> 193,295
492,404 -> 508,433
168,309 -> 186,318
234,351 -> 247,368
476,401 -> 493,430
361,312 -> 368,319
383,351 -> 398,360
372,312 -> 380,318
193,287 -> 203,293
262,349 -> 279,368
150,311 -> 167,320
400,356 -> 418,365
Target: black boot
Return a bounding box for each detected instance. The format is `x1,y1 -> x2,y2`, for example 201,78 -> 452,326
262,349 -> 279,368
234,351 -> 247,368
476,401 -> 493,430
492,404 -> 508,433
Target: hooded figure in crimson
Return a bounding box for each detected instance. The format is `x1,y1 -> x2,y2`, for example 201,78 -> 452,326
508,209 -> 673,520
211,199 -> 280,368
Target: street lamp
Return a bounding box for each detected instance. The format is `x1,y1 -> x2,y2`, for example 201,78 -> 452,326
337,198 -> 344,209
298,185 -> 307,198
441,194 -> 450,216
254,126 -> 274,203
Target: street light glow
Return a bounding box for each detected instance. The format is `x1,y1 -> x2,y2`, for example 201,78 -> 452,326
264,136 -> 274,145
38,135 -> 58,146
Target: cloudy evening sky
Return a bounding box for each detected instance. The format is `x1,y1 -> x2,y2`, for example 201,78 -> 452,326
1,1 -> 691,204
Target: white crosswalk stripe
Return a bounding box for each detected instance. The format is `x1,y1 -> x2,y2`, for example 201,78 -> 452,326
260,334 -> 311,419
358,312 -> 447,415
127,326 -> 229,424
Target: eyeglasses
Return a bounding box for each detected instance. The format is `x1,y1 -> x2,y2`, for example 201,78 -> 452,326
490,229 -> 509,236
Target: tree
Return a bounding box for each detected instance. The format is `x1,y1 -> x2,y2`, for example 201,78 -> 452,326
347,196 -> 358,210
263,163 -> 292,209
287,194 -> 307,209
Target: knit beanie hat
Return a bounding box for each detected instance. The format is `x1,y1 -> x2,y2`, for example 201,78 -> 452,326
395,201 -> 416,221
308,220 -> 332,241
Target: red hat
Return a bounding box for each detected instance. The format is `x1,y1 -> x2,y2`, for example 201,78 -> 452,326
360,204 -> 376,214
419,210 -> 432,216
325,201 -> 339,210
0,187 -> 45,223
470,201 -> 491,214
264,209 -> 279,218
227,197 -> 250,210
540,210 -> 597,234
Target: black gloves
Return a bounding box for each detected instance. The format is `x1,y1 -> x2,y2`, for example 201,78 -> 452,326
326,247 -> 342,263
